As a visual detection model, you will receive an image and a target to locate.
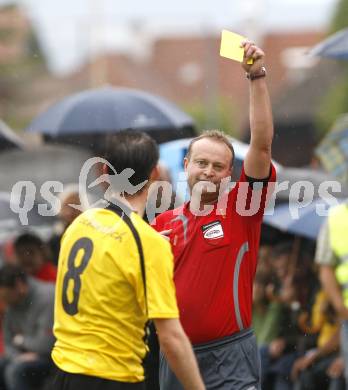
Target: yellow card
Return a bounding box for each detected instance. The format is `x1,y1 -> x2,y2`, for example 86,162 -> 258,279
220,30 -> 253,64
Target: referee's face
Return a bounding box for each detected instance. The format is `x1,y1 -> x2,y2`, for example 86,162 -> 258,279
184,138 -> 233,204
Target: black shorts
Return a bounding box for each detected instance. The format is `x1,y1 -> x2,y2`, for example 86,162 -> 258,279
50,366 -> 146,390
160,328 -> 261,390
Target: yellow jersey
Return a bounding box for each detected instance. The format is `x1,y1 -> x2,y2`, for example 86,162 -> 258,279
52,203 -> 179,383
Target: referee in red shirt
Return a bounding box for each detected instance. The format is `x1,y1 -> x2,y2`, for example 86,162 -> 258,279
152,41 -> 275,389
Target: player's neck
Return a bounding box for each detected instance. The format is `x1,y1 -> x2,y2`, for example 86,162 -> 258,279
105,190 -> 146,217
124,191 -> 148,217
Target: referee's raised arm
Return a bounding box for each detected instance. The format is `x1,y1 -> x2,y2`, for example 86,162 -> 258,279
242,41 -> 274,180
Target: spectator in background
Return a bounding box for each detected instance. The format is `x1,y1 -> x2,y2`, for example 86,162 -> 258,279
0,242 -> 16,266
252,270 -> 283,347
316,203 -> 348,389
327,356 -> 346,389
291,290 -> 343,390
0,264 -> 55,390
49,185 -> 83,265
13,233 -> 56,283
259,242 -> 305,390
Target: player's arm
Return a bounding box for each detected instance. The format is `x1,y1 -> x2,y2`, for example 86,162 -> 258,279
316,222 -> 348,319
3,316 -> 20,359
154,318 -> 205,390
242,42 -> 273,179
320,265 -> 348,319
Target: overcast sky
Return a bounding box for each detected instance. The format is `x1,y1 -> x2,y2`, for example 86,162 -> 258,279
0,0 -> 340,74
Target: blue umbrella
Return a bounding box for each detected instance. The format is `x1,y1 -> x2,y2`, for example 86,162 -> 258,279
263,199 -> 346,240
25,87 -> 196,146
309,28 -> 348,60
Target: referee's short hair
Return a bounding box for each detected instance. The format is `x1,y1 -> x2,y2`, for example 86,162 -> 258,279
186,130 -> 235,168
103,130 -> 159,187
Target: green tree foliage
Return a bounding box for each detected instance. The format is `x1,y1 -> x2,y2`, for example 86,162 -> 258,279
330,0 -> 348,33
182,97 -> 238,137
316,0 -> 348,136
317,67 -> 348,136
0,5 -> 47,130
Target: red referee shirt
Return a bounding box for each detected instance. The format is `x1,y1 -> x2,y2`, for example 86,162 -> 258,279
152,164 -> 276,344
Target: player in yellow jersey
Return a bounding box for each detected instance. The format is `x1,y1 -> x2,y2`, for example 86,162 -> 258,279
50,130 -> 205,390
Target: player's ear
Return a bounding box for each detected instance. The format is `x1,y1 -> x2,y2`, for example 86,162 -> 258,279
149,164 -> 160,183
102,163 -> 109,175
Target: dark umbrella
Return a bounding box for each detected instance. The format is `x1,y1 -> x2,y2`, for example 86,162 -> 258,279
0,192 -> 55,228
276,167 -> 348,203
0,145 -> 98,199
25,87 -> 196,148
0,192 -> 56,244
0,120 -> 24,152
0,145 -> 105,244
315,114 -> 348,186
309,28 -> 348,60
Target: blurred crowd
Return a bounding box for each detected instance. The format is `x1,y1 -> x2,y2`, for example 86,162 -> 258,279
254,230 -> 345,390
0,187 -> 82,390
